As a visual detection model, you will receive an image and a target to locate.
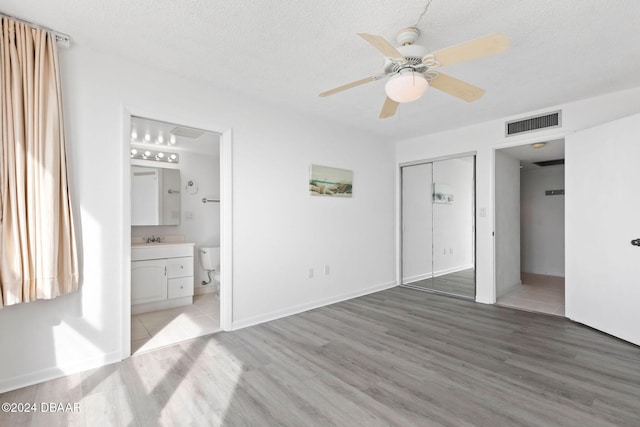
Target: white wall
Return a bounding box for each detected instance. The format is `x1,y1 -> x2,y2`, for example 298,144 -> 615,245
494,150 -> 521,297
132,151 -> 221,293
520,165 -> 565,276
396,85 -> 640,304
0,45 -> 396,392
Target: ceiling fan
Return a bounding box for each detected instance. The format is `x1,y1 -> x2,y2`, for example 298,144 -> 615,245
319,28 -> 509,119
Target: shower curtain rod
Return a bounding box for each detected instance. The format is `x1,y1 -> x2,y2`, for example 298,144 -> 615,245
0,11 -> 71,47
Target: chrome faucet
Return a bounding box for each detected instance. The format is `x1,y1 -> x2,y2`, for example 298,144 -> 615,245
145,235 -> 163,243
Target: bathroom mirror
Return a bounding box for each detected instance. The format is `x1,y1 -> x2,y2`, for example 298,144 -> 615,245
131,166 -> 181,226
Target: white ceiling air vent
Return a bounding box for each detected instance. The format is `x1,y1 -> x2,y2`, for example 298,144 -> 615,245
170,126 -> 205,139
505,110 -> 561,137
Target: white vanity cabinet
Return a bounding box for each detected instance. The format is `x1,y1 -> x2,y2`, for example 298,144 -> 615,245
131,259 -> 168,304
131,243 -> 195,314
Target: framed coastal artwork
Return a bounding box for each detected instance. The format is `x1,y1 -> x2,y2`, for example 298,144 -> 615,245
433,183 -> 454,204
309,164 -> 353,197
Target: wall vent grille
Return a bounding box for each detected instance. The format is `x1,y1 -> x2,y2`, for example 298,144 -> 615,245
505,110 -> 561,136
533,159 -> 564,167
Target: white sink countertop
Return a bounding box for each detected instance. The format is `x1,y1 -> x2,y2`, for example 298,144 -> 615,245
132,242 -> 195,247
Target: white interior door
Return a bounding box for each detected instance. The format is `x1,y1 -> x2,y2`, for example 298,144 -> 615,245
565,112 -> 640,346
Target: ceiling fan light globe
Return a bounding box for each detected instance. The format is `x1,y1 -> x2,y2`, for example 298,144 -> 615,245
385,72 -> 429,103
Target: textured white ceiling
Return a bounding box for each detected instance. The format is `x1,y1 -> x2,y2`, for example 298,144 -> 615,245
3,0 -> 640,140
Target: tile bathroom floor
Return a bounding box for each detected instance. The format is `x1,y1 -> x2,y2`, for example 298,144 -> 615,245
497,272 -> 565,316
131,292 -> 220,354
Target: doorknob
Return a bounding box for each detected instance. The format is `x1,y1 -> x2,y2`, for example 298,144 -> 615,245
631,239 -> 640,247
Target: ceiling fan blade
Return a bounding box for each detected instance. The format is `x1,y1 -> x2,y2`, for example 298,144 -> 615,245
429,73 -> 485,102
319,75 -> 386,97
379,97 -> 399,119
427,34 -> 509,67
357,33 -> 406,62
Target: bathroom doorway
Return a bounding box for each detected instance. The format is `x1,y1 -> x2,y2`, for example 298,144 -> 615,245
124,114 -> 231,356
494,139 -> 565,316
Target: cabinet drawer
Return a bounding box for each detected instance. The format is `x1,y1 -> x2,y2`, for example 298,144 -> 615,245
167,256 -> 193,278
168,277 -> 193,299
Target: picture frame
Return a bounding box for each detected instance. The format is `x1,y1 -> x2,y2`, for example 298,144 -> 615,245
309,164 -> 353,197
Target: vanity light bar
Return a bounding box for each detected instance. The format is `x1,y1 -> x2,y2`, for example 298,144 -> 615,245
130,148 -> 179,164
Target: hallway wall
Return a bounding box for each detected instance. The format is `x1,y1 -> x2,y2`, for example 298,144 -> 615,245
521,165 -> 565,276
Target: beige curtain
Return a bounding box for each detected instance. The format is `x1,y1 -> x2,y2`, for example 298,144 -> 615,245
0,17 -> 78,307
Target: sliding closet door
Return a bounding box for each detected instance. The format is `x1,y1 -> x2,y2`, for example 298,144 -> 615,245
401,163 -> 433,289
431,157 -> 476,298
401,155 -> 476,299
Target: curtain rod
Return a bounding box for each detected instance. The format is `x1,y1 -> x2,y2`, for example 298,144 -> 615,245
0,11 -> 71,47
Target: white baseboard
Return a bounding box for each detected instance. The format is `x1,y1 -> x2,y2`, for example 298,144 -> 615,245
231,280 -> 397,331
433,264 -> 474,278
403,264 -> 474,284
524,270 -> 565,278
402,272 -> 433,284
195,285 -> 218,295
0,350 -> 121,394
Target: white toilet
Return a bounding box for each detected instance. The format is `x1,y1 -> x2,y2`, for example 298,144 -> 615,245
199,246 -> 220,285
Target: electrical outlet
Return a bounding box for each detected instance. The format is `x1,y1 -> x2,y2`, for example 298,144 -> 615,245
324,264 -> 330,275
308,268 -> 314,279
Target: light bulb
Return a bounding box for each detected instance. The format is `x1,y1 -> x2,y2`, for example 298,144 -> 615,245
131,129 -> 138,139
170,135 -> 176,144
384,70 -> 428,103
169,154 -> 177,160
131,148 -> 138,155
144,133 -> 151,142
157,135 -> 164,144
144,150 -> 151,156
157,152 -> 164,158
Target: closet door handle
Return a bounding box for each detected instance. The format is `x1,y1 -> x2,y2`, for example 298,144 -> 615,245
631,239 -> 640,247
164,266 -> 167,276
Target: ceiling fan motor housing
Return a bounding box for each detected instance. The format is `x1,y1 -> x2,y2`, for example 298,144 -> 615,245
396,27 -> 421,45
384,43 -> 430,74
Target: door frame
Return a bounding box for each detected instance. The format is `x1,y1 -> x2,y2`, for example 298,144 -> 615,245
491,131 -> 569,305
121,107 -> 233,359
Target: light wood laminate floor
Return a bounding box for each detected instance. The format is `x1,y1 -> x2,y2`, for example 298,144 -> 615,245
1,287 -> 639,426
